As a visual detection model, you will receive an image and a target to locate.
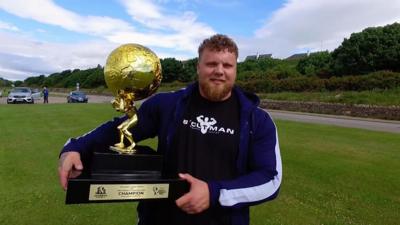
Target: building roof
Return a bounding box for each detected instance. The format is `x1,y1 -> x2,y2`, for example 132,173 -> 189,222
286,53 -> 308,60
245,53 -> 272,61
245,55 -> 257,61
258,54 -> 272,59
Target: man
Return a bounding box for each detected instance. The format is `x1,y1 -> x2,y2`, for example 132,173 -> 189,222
43,86 -> 49,103
58,34 -> 282,225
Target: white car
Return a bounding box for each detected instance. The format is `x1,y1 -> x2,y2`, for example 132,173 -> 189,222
31,88 -> 42,100
7,87 -> 34,104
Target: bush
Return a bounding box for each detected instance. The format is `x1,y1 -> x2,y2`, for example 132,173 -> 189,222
237,71 -> 400,93
297,51 -> 333,78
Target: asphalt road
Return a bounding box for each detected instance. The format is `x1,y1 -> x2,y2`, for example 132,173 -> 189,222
268,110 -> 400,134
1,94 -> 399,134
0,93 -> 113,104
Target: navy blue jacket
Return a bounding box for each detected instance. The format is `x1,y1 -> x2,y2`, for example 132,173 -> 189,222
62,83 -> 282,225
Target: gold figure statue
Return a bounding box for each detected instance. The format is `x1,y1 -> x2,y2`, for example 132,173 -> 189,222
104,43 -> 162,154
111,90 -> 138,153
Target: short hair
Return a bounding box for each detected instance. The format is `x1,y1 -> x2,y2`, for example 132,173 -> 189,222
198,34 -> 238,59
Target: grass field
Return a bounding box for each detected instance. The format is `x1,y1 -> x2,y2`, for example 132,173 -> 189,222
258,87 -> 400,106
0,104 -> 399,225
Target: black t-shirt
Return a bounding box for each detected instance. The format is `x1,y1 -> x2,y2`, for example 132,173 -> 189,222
157,88 -> 240,225
167,88 -> 240,180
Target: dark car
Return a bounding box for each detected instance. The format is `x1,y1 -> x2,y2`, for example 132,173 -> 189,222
67,91 -> 88,103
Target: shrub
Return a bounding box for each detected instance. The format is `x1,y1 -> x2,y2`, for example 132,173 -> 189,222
237,71 -> 400,93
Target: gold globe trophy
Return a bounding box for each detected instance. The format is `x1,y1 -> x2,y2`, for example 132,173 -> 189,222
65,44 -> 188,204
104,44 -> 162,154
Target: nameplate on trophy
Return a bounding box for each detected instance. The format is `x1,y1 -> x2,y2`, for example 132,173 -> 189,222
88,183 -> 169,201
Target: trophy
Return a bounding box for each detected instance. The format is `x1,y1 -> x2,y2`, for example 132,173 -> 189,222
105,43 -> 161,154
65,44 -> 189,204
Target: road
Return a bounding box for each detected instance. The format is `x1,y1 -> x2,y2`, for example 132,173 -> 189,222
1,94 -> 399,134
0,93 -> 113,104
268,110 -> 400,134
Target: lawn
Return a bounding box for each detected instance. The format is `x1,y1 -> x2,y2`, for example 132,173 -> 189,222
0,104 -> 399,225
258,87 -> 400,106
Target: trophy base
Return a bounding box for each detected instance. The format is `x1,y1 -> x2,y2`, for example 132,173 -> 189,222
65,146 -> 189,204
109,145 -> 136,154
66,177 -> 189,204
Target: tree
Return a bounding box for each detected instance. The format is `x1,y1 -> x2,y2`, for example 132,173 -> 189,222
14,80 -> 23,86
24,75 -> 46,86
297,51 -> 333,78
45,72 -> 63,87
160,58 -> 185,82
332,22 -> 400,75
82,67 -> 105,88
181,58 -> 197,82
0,77 -> 13,87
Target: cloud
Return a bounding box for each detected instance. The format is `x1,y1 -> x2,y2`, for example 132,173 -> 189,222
2,0 -> 400,81
0,31 -> 116,80
119,0 -> 215,51
0,0 -> 135,36
0,20 -> 19,31
244,0 -> 400,58
0,30 -> 194,81
0,0 -> 215,52
0,0 -> 216,80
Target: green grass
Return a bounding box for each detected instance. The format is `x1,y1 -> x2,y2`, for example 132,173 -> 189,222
0,104 -> 399,225
258,88 -> 400,106
251,120 -> 399,225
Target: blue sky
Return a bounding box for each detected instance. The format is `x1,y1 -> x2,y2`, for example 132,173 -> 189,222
1,0 -> 400,81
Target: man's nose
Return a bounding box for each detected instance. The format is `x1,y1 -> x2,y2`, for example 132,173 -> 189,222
214,64 -> 223,75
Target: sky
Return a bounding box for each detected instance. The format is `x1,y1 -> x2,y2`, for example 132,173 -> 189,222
1,0 -> 400,81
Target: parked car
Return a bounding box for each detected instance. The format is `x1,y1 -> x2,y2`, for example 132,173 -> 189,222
67,91 -> 88,103
7,87 -> 34,104
31,88 -> 42,100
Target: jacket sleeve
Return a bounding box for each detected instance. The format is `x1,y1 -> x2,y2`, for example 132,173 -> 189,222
130,95 -> 161,141
60,94 -> 163,157
207,110 -> 282,208
60,116 -> 126,156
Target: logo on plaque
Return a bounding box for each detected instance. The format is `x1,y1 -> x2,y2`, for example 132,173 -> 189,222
153,186 -> 167,196
92,186 -> 108,199
96,186 -> 107,195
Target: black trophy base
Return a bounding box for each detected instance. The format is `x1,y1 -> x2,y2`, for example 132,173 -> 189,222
65,146 -> 189,204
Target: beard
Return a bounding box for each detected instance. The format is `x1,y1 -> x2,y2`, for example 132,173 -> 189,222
199,80 -> 233,101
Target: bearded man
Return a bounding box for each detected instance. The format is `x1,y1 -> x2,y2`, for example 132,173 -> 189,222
58,34 -> 282,225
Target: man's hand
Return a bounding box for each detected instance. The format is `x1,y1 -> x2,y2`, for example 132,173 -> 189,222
175,173 -> 210,214
58,151 -> 83,191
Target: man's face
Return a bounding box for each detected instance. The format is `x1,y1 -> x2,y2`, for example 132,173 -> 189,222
197,48 -> 237,101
